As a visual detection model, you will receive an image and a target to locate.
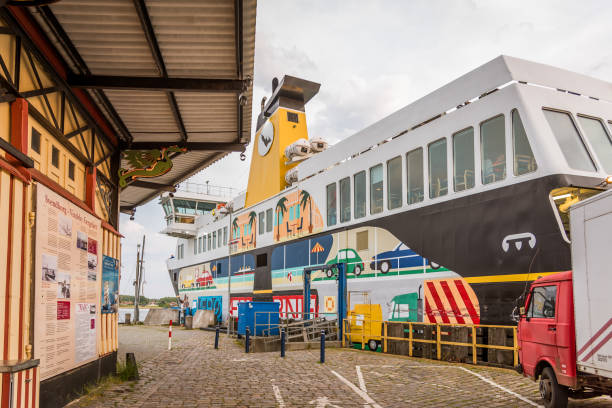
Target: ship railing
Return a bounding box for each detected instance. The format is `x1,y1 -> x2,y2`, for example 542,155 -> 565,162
176,181 -> 241,198
342,318 -> 518,368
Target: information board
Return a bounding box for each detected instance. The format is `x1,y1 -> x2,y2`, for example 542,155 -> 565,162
101,256 -> 119,314
34,184 -> 102,380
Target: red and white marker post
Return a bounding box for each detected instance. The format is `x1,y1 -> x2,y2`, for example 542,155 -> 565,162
168,319 -> 173,350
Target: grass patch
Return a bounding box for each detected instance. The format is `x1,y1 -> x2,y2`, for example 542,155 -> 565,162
117,360 -> 139,381
69,362 -> 139,407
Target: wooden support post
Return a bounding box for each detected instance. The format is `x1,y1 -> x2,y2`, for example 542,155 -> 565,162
85,166 -> 96,212
472,326 -> 477,364
10,98 -> 28,157
383,321 -> 387,353
436,324 -> 441,360
408,323 -> 413,357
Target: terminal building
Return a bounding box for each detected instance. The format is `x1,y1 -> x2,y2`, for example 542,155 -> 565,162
0,2 -> 256,407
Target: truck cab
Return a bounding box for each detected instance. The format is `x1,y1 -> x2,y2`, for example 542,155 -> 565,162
518,272 -> 576,407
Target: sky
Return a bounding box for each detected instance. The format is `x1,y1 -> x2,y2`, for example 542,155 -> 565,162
119,0 -> 612,298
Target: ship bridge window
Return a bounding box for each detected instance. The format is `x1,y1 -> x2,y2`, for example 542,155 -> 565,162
162,201 -> 173,217
406,148 -> 424,204
550,186 -> 600,240
453,127 -> 475,192
387,156 -> 402,209
481,115 -> 506,184
512,109 -> 537,176
326,183 -> 337,226
173,199 -> 197,215
196,201 -> 216,215
370,164 -> 383,214
218,229 -> 222,248
223,227 -> 228,245
340,177 -> 351,222
577,115 -> 612,174
199,236 -> 203,253
543,109 -> 595,172
428,139 -> 448,198
354,171 -> 366,219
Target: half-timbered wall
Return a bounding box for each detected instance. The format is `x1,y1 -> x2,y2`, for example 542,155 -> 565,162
0,12 -> 121,408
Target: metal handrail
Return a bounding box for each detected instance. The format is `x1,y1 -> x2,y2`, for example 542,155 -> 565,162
248,311 -> 339,341
342,318 -> 518,367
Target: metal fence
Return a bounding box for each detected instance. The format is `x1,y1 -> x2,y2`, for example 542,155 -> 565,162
343,319 -> 518,367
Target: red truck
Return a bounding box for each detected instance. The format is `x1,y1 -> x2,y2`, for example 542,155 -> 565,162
517,190 -> 612,408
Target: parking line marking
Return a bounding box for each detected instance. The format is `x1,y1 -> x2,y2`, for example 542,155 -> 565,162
458,367 -> 542,407
330,370 -> 382,408
356,365 -> 367,393
272,383 -> 285,407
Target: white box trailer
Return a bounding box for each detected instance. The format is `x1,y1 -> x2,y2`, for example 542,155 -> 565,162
570,188 -> 612,379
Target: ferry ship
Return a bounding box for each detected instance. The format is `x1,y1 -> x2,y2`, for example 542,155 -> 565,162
163,56 -> 612,325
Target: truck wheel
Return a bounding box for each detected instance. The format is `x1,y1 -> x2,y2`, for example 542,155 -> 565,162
368,340 -> 378,351
540,367 -> 568,408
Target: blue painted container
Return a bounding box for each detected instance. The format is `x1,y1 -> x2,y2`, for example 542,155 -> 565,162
237,302 -> 280,336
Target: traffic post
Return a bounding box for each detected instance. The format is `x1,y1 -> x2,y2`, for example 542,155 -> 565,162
168,320 -> 173,350
320,330 -> 325,363
215,325 -> 220,349
245,327 -> 250,353
280,329 -> 286,358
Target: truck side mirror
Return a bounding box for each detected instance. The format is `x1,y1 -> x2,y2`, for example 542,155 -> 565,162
519,306 -> 525,316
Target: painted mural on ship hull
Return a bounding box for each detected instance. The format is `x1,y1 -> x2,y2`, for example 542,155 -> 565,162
177,224 -> 482,326
175,174 -> 604,326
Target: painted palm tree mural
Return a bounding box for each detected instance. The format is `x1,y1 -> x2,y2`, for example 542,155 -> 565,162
247,211 -> 257,247
299,189 -> 313,234
232,217 -> 239,244
275,196 -> 288,241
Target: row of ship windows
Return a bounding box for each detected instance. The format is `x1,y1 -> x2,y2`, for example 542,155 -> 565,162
326,109 -> 535,225
193,227 -> 228,255
325,108 -> 612,226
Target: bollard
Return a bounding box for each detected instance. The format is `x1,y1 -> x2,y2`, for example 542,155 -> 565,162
125,313 -> 131,325
168,320 -> 173,350
280,329 -> 286,358
214,326 -> 220,349
320,330 -> 325,363
125,352 -> 139,380
245,327 -> 250,353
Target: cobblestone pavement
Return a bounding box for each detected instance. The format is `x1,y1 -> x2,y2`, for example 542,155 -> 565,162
72,326 -> 612,407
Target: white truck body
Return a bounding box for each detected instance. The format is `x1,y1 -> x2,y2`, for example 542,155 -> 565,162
570,188 -> 612,379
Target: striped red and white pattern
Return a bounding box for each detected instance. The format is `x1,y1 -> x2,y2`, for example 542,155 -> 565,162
424,278 -> 481,324
577,317 -> 612,363
0,367 -> 40,408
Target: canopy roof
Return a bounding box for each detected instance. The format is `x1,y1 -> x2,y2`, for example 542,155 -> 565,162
30,0 -> 257,210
